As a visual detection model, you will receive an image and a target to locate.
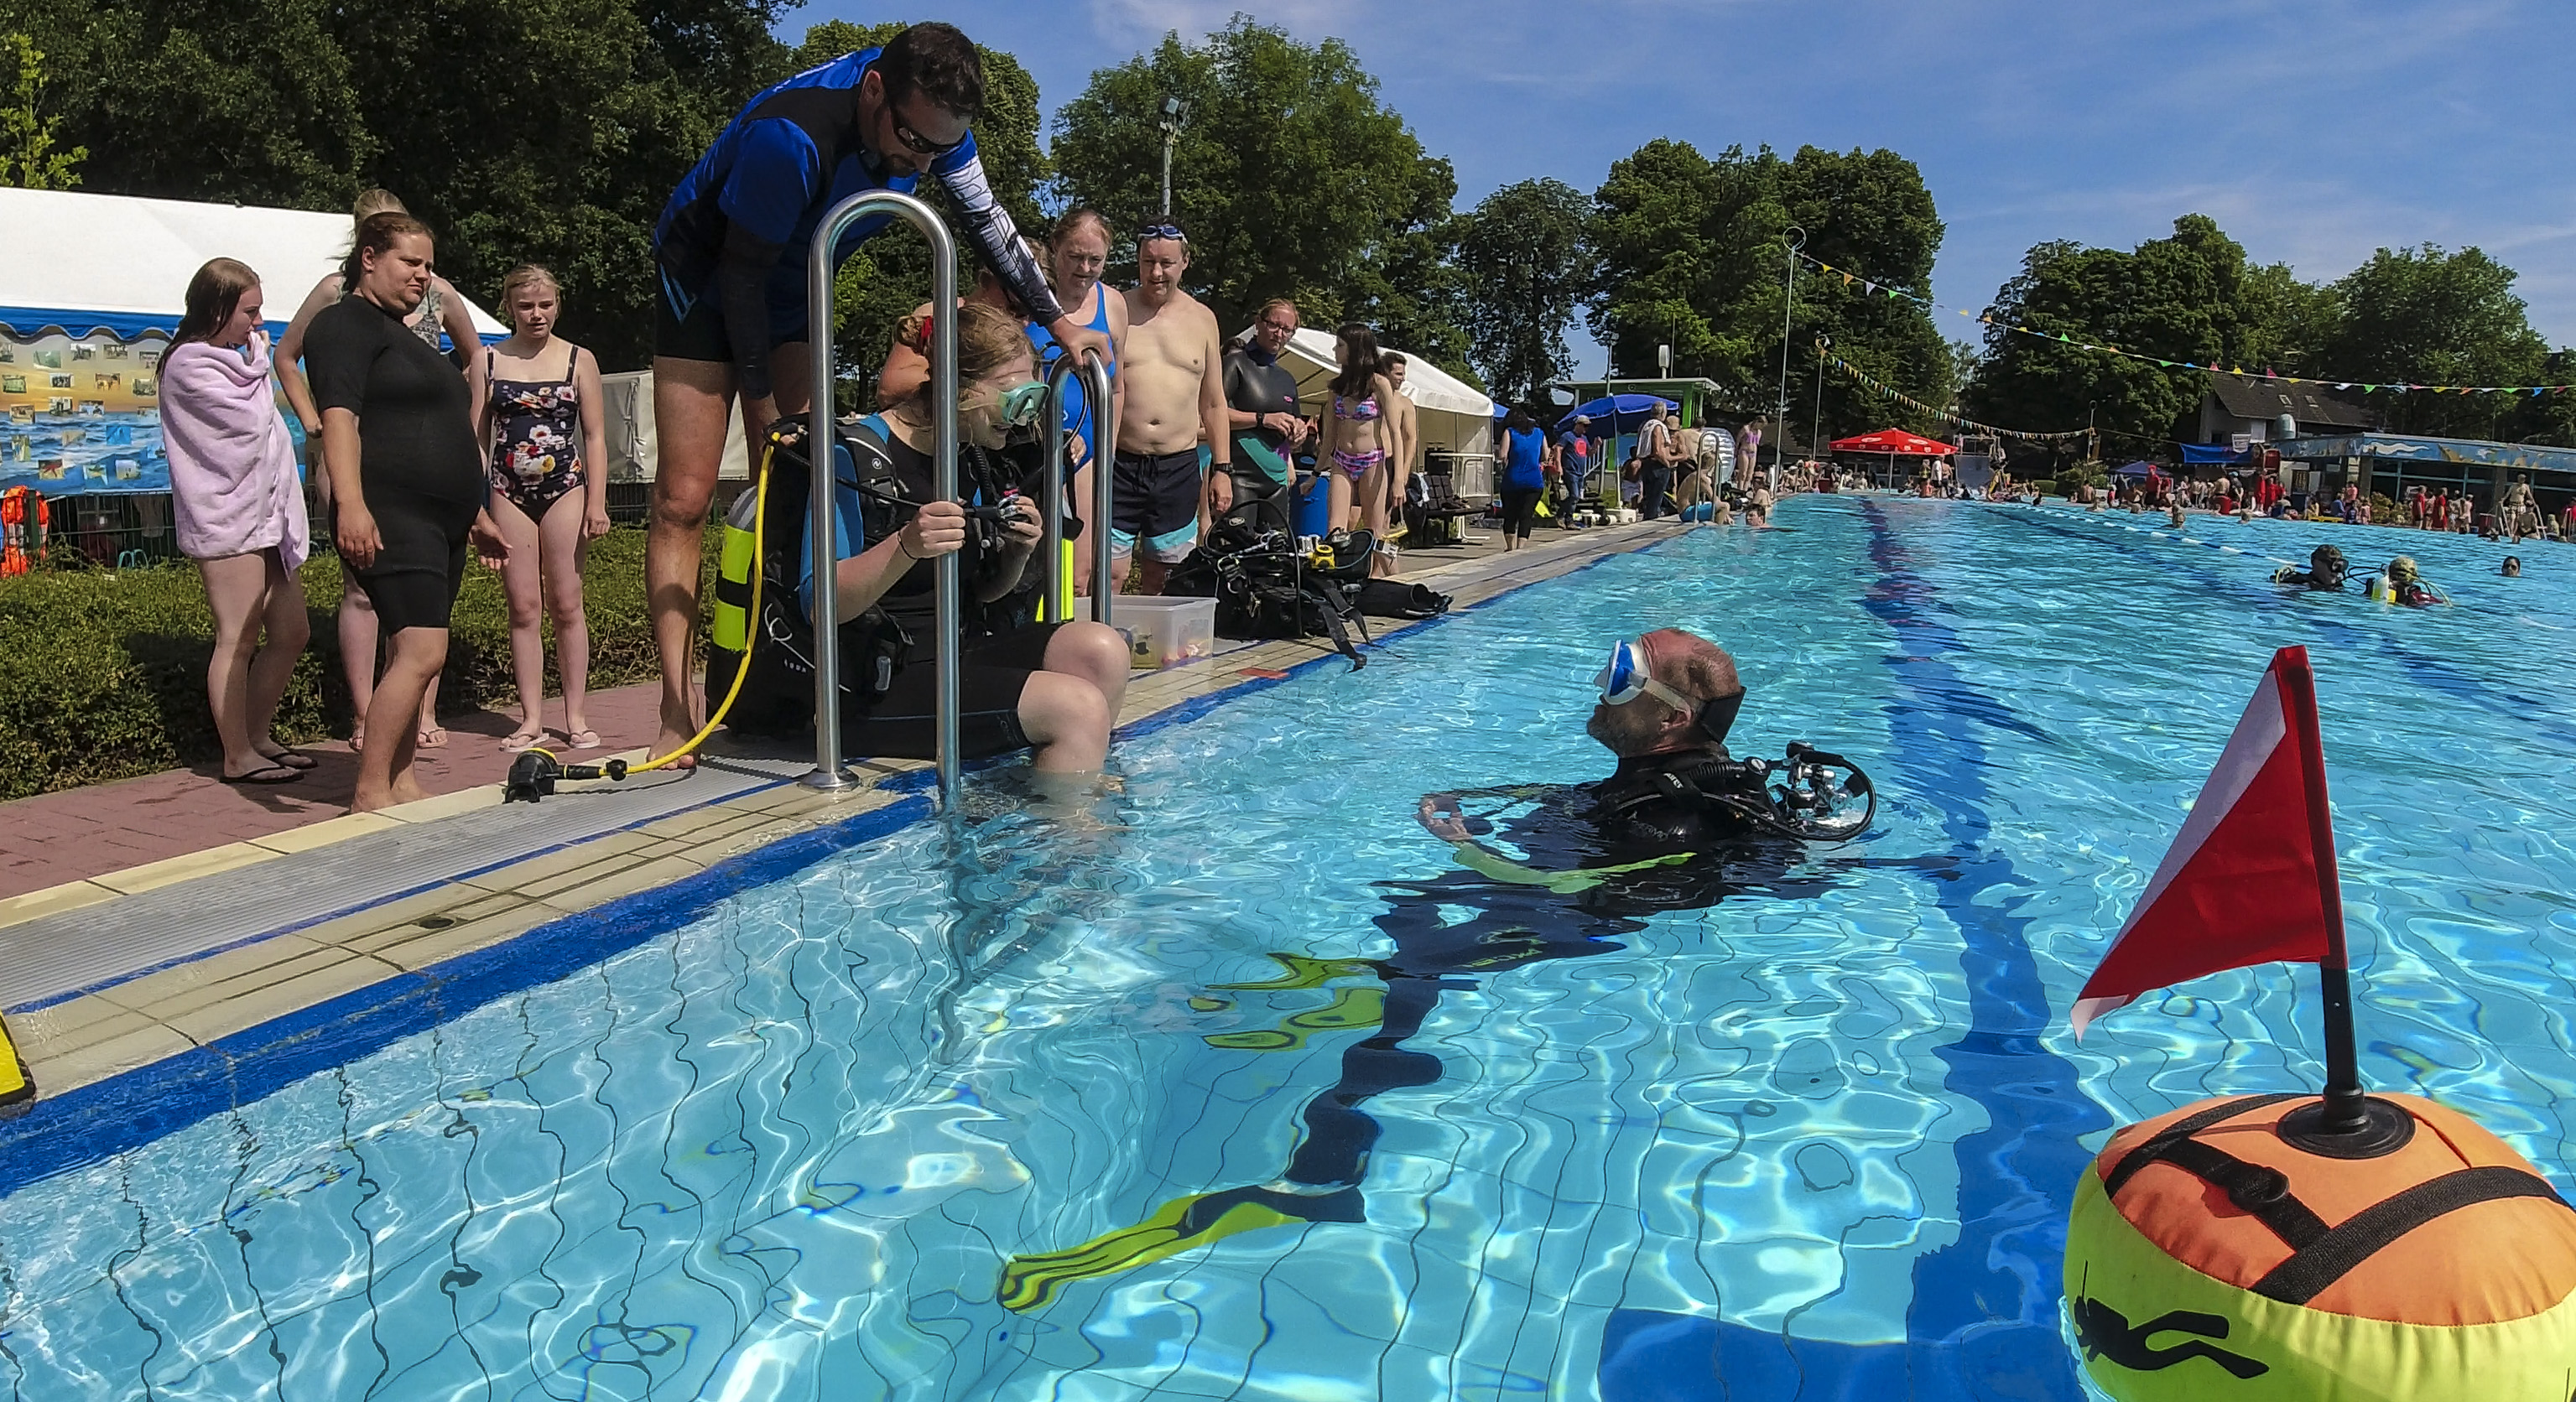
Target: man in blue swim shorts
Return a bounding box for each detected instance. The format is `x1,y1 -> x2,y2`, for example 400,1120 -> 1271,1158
1109,221 -> 1230,592
642,22 -> 1110,761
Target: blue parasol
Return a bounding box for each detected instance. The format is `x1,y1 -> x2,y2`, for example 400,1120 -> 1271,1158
1557,394 -> 1677,434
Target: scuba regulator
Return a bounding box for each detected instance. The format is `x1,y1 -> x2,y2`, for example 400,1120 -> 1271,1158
504,749 -> 631,803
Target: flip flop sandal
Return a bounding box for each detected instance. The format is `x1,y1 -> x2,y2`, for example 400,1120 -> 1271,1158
500,729 -> 549,754
417,727 -> 450,749
564,730 -> 601,750
221,764 -> 303,786
262,749 -> 319,770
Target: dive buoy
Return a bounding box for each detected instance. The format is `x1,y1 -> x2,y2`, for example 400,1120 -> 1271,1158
2065,1091 -> 2576,1400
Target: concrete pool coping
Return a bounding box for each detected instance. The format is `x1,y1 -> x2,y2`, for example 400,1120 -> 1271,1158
0,519 -> 1687,1176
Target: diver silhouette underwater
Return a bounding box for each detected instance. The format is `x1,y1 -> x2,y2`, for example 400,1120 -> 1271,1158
999,629 -> 1877,1311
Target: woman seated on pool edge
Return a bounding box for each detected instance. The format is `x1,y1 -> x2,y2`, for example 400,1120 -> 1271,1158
800,301 -> 1128,782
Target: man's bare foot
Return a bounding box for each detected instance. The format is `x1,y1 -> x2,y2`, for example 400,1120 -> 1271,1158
655,704 -> 701,770
349,786 -> 393,813
390,772 -> 431,805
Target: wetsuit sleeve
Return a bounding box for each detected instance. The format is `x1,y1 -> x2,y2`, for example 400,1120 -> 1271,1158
715,119 -> 824,401
933,134 -> 1064,327
303,307 -> 380,415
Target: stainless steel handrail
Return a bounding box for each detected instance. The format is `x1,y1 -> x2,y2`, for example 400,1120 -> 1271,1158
1081,349 -> 1116,621
805,190 -> 960,802
1039,356 -> 1076,620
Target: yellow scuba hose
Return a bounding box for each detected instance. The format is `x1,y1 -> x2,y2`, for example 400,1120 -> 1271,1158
622,438 -> 773,776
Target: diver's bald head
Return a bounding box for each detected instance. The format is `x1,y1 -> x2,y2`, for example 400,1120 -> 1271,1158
1641,628 -> 1742,705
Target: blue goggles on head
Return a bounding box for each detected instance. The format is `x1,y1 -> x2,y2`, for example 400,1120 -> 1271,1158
1595,638 -> 1745,743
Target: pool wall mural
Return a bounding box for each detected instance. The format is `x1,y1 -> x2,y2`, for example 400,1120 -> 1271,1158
0,320 -> 305,496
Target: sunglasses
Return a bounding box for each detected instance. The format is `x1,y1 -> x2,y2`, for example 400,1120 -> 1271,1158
886,90 -> 966,157
1136,223 -> 1189,244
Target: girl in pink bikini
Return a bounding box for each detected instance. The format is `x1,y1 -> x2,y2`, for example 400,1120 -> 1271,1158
1318,323 -> 1402,569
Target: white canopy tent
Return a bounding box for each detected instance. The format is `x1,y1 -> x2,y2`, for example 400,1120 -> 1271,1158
0,187 -> 507,343
1257,325 -> 1497,462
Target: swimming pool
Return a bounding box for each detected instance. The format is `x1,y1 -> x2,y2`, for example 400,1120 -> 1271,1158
4,496 -> 2572,1400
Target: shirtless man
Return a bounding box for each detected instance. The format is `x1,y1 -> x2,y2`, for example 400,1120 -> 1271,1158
1381,353 -> 1420,541
2502,473 -> 2541,543
1112,221 -> 1229,593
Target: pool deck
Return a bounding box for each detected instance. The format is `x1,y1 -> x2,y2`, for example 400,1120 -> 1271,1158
0,518 -> 1688,1120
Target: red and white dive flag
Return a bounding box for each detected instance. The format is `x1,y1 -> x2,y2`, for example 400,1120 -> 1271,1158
2070,647 -> 2341,1039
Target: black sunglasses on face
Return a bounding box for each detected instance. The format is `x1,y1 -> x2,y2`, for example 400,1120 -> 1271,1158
884,87 -> 965,157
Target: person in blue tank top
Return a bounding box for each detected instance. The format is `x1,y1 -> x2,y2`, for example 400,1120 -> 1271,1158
1496,407 -> 1548,550
1028,210 -> 1127,592
643,22 -> 1111,766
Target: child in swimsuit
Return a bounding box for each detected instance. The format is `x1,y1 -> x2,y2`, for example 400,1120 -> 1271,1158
1319,324 -> 1401,564
476,266 -> 609,755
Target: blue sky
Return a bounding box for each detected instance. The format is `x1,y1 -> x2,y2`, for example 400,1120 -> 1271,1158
800,0 -> 2576,375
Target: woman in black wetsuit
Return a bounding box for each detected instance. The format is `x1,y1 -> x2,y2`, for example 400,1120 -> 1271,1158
307,213 -> 508,811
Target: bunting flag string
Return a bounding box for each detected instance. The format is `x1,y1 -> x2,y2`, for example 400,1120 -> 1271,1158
1827,350 -> 2090,443
1798,252 -> 2576,398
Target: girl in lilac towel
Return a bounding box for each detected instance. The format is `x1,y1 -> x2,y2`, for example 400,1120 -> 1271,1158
163,257 -> 315,785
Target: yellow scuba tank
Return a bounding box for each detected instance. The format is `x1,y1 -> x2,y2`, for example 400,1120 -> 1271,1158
710,484 -> 760,657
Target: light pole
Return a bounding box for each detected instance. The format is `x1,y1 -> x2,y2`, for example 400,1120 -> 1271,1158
1157,96 -> 1189,216
1811,334 -> 1829,463
1777,226 -> 1804,476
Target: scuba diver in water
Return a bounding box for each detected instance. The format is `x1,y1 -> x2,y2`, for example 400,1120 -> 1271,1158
2365,554 -> 2449,607
997,628 -> 1876,1311
2270,543 -> 2349,590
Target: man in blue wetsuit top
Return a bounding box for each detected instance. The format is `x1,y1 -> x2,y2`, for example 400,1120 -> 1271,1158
643,22 -> 1111,761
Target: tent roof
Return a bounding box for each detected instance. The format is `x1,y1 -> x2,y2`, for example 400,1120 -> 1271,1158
1265,326 -> 1491,418
1829,428 -> 1956,455
0,187 -> 506,341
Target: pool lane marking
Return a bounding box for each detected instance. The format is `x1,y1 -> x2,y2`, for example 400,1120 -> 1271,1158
1857,501 -> 2110,1399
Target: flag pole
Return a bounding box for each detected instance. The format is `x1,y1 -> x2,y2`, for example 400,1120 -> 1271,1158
2275,646 -> 2409,1155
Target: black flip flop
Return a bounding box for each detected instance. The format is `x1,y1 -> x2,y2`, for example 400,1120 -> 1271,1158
263,750 -> 318,770
221,764 -> 303,785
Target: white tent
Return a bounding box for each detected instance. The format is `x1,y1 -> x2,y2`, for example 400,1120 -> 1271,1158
1257,327 -> 1497,486
0,186 -> 506,342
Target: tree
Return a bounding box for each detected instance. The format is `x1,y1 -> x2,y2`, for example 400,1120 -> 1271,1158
1587,141 -> 1948,445
1050,17 -> 1470,376
19,0 -> 792,367
0,32 -> 85,189
2320,244 -> 2548,439
1455,178 -> 1590,407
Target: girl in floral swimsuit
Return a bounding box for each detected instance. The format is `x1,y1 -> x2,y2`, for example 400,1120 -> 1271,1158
1318,323 -> 1402,569
473,266 -> 610,753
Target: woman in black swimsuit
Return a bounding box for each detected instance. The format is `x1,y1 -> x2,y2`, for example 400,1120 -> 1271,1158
307,213 -> 509,811
473,265 -> 610,754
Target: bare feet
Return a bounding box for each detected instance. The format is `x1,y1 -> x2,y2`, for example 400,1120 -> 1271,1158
391,772 -> 431,805
348,725 -> 367,755
654,704 -> 700,771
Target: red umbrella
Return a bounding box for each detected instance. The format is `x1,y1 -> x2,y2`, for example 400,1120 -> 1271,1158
1829,428 -> 1958,455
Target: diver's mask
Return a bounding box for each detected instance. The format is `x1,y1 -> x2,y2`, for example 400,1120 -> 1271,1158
963,378 -> 1049,449
1594,638 -> 1745,745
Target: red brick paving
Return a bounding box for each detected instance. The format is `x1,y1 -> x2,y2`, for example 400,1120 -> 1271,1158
0,682 -> 668,899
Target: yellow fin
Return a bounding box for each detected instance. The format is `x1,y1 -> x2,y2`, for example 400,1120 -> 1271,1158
1204,987 -> 1387,1052
997,1189 -> 1303,1312
1213,952 -> 1379,992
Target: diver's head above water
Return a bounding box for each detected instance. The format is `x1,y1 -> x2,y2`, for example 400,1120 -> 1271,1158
1587,628 -> 1746,759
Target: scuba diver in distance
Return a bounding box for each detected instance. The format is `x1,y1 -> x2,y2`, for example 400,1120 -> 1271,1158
2271,543 -> 2349,590
997,629 -> 1877,1311
2365,554 -> 2448,607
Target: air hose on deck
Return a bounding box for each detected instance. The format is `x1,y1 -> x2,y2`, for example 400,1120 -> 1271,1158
504,439 -> 776,802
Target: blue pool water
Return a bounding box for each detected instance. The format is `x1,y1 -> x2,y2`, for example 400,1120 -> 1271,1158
5,497 -> 2574,1399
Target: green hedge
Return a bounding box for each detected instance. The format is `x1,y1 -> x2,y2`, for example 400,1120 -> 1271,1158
0,527 -> 714,799
2026,479 -> 2057,497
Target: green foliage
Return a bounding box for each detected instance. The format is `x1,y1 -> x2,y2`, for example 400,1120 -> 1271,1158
2056,460 -> 2107,493
1456,178 -> 1592,407
2321,244 -> 2549,439
0,529 -> 701,798
1050,17 -> 1470,376
797,21 -> 1054,408
1587,142 -> 1949,441
22,0 -> 791,369
0,32 -> 84,189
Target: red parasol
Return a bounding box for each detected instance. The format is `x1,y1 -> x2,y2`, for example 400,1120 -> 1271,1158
1829,428 -> 1958,455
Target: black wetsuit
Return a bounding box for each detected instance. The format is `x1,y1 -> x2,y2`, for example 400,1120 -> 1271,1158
305,295 -> 483,632
1222,345 -> 1302,532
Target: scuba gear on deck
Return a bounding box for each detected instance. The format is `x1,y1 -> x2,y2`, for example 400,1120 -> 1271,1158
1164,517 -> 1376,668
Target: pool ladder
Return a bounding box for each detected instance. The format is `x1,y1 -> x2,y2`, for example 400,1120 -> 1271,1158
800,191 -> 1115,809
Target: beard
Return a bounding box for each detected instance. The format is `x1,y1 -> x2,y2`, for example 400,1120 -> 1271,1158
1585,701 -> 1664,757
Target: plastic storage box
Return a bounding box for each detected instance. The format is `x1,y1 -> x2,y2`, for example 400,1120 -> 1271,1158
1115,596 -> 1217,670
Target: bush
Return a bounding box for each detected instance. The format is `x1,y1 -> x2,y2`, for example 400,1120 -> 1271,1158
2026,479 -> 2057,498
0,527 -> 714,799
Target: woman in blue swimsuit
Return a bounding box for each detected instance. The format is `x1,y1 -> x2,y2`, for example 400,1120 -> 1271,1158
472,266 -> 610,752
